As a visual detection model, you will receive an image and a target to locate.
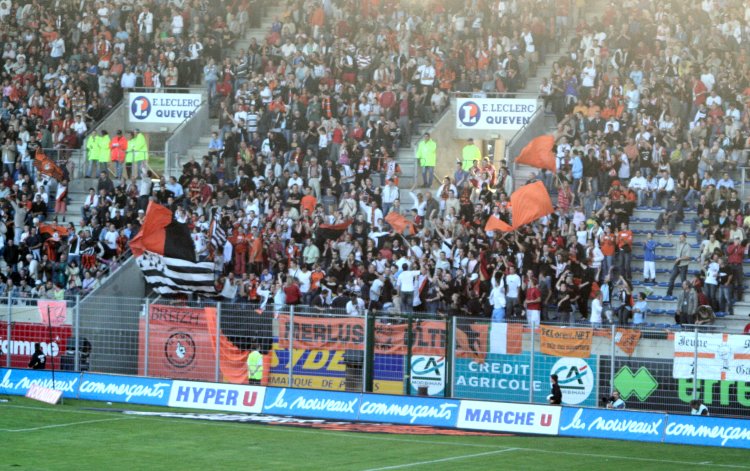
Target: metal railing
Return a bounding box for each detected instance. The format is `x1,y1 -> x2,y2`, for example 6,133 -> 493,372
3,296 -> 748,418
164,99 -> 210,178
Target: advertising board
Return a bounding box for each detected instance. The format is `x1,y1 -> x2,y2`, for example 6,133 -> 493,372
456,400 -> 560,434
664,414 -> 750,449
358,394 -> 459,427
456,98 -> 538,130
168,380 -> 265,413
128,93 -> 201,123
262,387 -> 360,420
79,373 -> 172,406
559,407 -> 666,442
0,368 -> 79,398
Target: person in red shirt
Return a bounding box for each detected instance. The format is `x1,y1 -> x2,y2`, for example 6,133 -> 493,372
283,277 -> 301,305
616,221 -> 633,280
524,277 -> 542,327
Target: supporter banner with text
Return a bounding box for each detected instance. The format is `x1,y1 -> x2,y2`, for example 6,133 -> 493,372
673,332 -> 750,382
540,326 -> 593,358
138,305 -> 215,381
278,315 -> 490,361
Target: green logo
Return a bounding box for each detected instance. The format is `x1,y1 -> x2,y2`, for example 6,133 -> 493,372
614,366 -> 658,401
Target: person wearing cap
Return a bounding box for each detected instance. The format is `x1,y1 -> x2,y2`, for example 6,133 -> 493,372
666,233 -> 692,296
461,138 -> 481,171
415,132 -> 437,188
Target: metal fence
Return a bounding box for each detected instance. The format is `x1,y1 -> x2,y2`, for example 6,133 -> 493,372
2,297 -> 747,417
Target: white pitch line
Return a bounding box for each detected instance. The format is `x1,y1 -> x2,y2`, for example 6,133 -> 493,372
0,417 -> 129,432
362,448 -> 519,471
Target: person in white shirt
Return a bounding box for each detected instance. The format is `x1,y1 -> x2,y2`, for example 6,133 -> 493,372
382,179 -> 400,216
628,170 -> 648,206
504,265 -> 522,317
396,264 -> 420,312
590,290 -> 603,327
656,170 -> 675,207
171,9 -> 184,36
489,270 -> 506,321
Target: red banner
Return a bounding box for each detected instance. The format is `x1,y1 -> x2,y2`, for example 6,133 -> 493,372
0,322 -> 72,369
277,315 -> 365,351
138,305 -> 215,381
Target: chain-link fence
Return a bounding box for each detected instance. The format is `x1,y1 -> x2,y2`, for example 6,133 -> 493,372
3,295 -> 749,417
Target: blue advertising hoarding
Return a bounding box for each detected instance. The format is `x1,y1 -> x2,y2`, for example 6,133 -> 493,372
0,368 -> 80,398
454,353 -> 598,407
664,414 -> 750,449
559,407 -> 666,442
78,373 -> 172,406
358,394 -> 459,427
262,387 -> 360,420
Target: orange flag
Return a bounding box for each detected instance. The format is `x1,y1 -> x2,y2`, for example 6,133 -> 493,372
484,215 -> 513,232
515,135 -> 556,172
33,148 -> 65,181
385,212 -> 416,235
510,181 -> 554,228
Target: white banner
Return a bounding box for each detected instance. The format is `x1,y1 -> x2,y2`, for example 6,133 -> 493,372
456,98 -> 538,130
457,400 -> 560,434
673,333 -> 750,381
128,92 -> 201,124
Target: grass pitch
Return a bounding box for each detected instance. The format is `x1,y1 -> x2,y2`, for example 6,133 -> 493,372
0,398 -> 747,470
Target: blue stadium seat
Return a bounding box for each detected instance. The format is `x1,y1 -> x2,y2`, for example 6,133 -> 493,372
646,295 -> 661,301
715,311 -> 727,318
662,295 -> 677,301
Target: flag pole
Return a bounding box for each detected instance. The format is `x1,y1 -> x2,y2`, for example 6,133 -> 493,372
47,305 -> 57,394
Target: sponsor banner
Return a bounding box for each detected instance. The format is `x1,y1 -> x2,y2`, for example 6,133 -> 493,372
664,414 -> 750,449
128,92 -> 201,123
409,355 -> 445,396
540,326 -> 593,358
456,98 -> 538,130
454,353 -> 598,407
268,340 -> 403,394
600,356 -> 750,417
358,394 -> 459,427
139,305 -> 215,381
279,316 -> 490,361
79,373 -> 172,406
0,368 -> 80,397
0,322 -> 72,369
674,332 -> 750,382
456,400 -> 560,434
25,384 -> 63,404
262,387 -> 360,420
168,380 -> 264,413
559,407 -> 666,443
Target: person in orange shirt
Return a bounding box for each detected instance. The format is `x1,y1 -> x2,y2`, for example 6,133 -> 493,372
616,221 -> 633,280
230,227 -> 249,274
599,225 -> 616,281
109,129 -> 127,179
300,187 -> 317,215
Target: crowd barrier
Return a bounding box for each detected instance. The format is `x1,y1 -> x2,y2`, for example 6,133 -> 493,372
2,368 -> 748,449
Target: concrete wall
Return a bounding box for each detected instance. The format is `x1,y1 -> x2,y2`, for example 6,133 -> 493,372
78,257 -> 146,375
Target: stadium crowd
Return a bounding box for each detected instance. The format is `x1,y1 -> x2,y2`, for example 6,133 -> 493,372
2,0 -> 750,330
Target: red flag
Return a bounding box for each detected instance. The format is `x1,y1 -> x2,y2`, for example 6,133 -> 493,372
38,300 -> 67,326
39,223 -> 70,238
385,212 -> 416,235
484,215 -> 513,232
317,219 -> 353,240
515,135 -> 556,172
510,181 -> 554,228
33,148 -> 65,181
129,202 -> 174,258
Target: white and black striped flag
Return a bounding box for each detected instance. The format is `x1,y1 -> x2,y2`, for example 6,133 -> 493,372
130,202 -> 216,295
209,207 -> 227,251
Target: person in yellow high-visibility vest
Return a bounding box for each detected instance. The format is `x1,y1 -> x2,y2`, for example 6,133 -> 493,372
98,130 -> 111,176
131,128 -> 149,177
247,347 -> 264,385
86,132 -> 100,178
415,132 -> 437,188
461,138 -> 482,171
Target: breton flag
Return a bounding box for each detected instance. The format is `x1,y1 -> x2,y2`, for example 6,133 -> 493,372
209,207 -> 227,252
130,202 -> 216,295
489,322 -> 523,354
